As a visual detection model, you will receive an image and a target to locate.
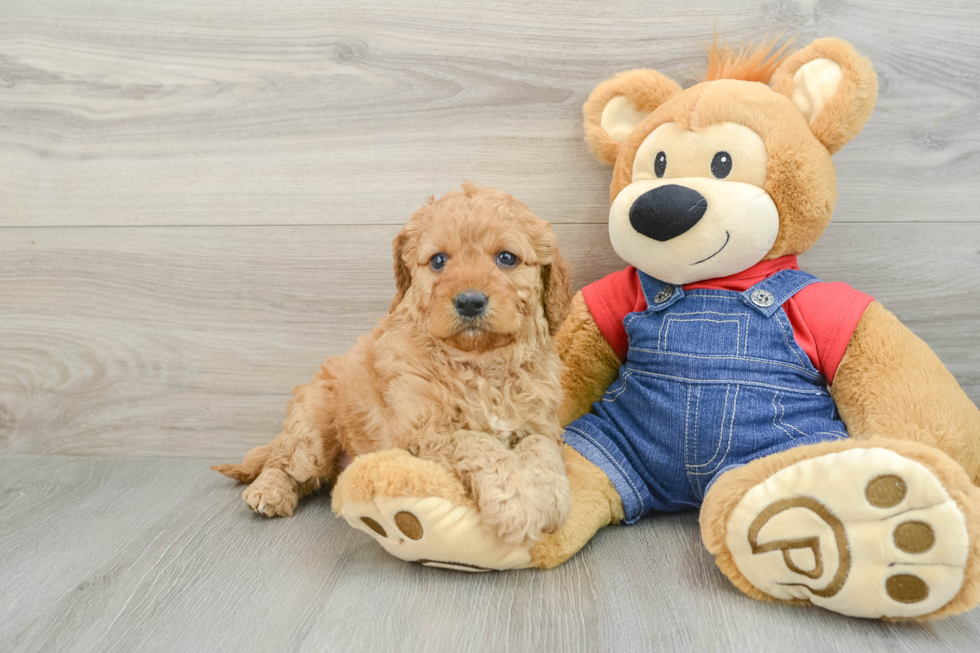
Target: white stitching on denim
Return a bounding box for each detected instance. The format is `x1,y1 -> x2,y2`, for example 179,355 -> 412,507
683,294 -> 739,300
747,274 -> 818,312
772,307 -> 812,371
625,310 -> 647,331
743,313 -> 751,355
626,349 -> 820,377
683,386 -> 692,472
661,311 -> 748,317
664,317 -> 742,355
630,297 -> 822,379
683,386 -> 703,498
565,425 -> 646,514
779,278 -> 819,303
777,393 -> 808,437
621,367 -> 829,396
694,385 -> 702,457
688,385 -> 728,469
813,431 -> 848,440
771,391 -> 794,440
656,310 -> 668,350
638,278 -> 668,310
688,385 -> 738,480
664,313 -> 745,343
601,371 -> 632,402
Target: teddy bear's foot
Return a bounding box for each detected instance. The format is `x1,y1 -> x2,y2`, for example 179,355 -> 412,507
704,441 -> 980,620
331,449 -> 532,571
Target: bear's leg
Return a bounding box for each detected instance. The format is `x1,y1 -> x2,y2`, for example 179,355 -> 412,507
701,437 -> 980,620
331,449 -> 532,571
528,445 -> 625,569
331,445 -> 622,571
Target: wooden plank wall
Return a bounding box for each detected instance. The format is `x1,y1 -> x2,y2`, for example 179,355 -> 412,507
2,0 -> 979,458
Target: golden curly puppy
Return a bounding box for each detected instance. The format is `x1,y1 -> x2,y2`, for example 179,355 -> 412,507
214,183 -> 574,544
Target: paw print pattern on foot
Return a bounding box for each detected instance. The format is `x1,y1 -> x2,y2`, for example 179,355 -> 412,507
359,512 -> 423,541
864,476 -> 941,604
341,495 -> 533,572
726,448 -> 971,618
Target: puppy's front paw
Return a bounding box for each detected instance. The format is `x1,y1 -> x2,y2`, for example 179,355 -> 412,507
543,473 -> 573,534
477,496 -> 541,545
242,468 -> 298,517
476,471 -> 572,545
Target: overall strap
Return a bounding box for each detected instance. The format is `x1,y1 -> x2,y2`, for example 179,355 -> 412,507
739,269 -> 821,317
637,270 -> 685,312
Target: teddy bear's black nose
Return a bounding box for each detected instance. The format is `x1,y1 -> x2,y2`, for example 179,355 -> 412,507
629,185 -> 708,241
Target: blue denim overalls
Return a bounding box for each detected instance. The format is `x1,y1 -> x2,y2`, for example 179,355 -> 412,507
563,268 -> 849,523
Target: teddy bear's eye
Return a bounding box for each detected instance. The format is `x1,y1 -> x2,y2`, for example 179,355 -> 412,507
711,151 -> 732,179
654,151 -> 667,178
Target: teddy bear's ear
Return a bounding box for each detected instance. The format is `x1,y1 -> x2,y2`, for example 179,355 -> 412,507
770,38 -> 878,154
583,69 -> 682,166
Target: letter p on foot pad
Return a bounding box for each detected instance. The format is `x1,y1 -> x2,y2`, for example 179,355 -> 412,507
726,448 -> 972,619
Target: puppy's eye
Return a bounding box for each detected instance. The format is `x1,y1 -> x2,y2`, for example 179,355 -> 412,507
430,253 -> 448,271
496,251 -> 518,267
711,151 -> 732,179
654,151 -> 667,178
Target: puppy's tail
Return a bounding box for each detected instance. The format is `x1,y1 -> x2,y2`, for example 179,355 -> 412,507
211,444 -> 272,483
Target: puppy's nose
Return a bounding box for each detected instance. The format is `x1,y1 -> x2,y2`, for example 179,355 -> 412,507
629,184 -> 707,241
454,291 -> 487,318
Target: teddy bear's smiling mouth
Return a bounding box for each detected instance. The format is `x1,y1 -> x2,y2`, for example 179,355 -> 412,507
692,231 -> 730,265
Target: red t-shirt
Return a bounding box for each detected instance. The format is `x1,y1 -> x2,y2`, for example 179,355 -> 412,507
581,256 -> 874,385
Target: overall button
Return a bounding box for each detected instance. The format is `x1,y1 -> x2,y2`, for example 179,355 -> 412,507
654,285 -> 675,304
750,289 -> 775,307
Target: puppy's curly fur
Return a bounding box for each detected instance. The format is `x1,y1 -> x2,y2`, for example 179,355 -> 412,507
214,183 -> 574,544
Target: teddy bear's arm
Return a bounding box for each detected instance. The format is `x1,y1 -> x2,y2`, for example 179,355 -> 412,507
831,300 -> 980,484
555,291 -> 622,427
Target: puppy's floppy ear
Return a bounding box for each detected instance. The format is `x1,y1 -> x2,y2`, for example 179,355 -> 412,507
770,37 -> 878,154
583,69 -> 682,166
541,242 -> 573,336
389,222 -> 418,313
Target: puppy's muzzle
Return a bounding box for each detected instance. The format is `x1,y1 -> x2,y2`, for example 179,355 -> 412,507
629,184 -> 707,241
454,291 -> 487,319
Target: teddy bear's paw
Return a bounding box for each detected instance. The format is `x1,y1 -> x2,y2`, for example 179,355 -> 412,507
332,449 -> 532,571
242,468 -> 299,517
725,447 -> 976,619
341,495 -> 532,571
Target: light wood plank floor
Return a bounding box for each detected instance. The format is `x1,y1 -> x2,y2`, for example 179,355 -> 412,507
2,0 -> 980,650
1,455 -> 979,653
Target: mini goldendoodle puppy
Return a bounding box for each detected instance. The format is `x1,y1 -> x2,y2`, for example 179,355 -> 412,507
214,183 -> 574,544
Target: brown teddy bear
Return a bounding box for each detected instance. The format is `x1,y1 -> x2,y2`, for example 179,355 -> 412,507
331,37 -> 980,620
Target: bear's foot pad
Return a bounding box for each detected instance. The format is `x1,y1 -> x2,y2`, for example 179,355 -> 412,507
341,495 -> 532,572
726,448 -> 971,619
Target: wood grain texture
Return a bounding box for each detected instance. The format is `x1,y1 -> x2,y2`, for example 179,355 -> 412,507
1,222 -> 978,458
0,454 -> 978,653
0,0 -> 978,227
2,1 -> 980,650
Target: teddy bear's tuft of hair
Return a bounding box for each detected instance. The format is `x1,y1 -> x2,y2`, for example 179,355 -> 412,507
705,34 -> 793,84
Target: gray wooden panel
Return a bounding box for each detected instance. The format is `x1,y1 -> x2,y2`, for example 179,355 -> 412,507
1,222 -> 978,458
0,454 -> 977,653
3,0 -> 980,650
0,0 -> 978,227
